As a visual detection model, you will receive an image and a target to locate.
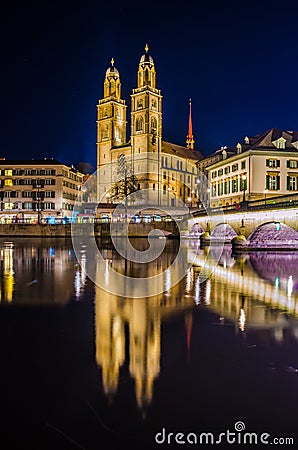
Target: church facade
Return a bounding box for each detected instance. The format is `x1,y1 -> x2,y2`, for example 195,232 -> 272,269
96,46 -> 204,209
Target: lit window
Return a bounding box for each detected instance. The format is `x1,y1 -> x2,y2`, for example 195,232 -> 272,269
4,170 -> 12,176
266,159 -> 280,168
287,160 -> 297,169
266,175 -> 280,190
4,179 -> 13,186
287,176 -> 297,191
4,202 -> 14,209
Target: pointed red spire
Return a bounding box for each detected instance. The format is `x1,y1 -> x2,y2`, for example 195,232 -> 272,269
186,98 -> 195,150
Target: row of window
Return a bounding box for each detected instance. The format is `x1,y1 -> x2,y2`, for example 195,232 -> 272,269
211,178 -> 247,196
61,170 -> 82,182
211,175 -> 298,196
2,202 -> 55,210
62,203 -> 75,210
264,175 -> 298,190
212,162 -> 246,178
62,180 -> 80,190
2,179 -> 56,186
136,99 -> 157,110
162,157 -> 196,173
0,191 -> 55,199
211,159 -> 298,178
266,159 -> 298,168
62,192 -> 78,201
0,169 -> 56,176
136,116 -> 157,132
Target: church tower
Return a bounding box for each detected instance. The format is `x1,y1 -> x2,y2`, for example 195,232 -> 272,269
186,98 -> 195,150
131,45 -> 162,157
96,59 -> 127,201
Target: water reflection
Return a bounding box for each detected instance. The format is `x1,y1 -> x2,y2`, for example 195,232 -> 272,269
95,240 -> 298,413
2,237 -> 298,415
94,243 -> 194,414
0,238 -> 87,305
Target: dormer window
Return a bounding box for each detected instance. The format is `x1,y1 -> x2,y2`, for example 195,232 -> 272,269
236,143 -> 242,154
244,136 -> 249,144
273,138 -> 286,149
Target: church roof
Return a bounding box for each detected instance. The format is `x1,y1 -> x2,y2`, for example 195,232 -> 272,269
162,141 -> 204,161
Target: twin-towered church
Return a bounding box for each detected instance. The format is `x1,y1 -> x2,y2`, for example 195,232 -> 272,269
96,45 -> 203,206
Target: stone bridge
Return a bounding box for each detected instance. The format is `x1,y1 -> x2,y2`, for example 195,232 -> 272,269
187,206 -> 298,250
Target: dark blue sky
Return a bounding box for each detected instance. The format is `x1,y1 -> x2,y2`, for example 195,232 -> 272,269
1,0 -> 298,168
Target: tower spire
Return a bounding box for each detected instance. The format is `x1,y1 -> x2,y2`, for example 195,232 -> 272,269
186,98 -> 195,150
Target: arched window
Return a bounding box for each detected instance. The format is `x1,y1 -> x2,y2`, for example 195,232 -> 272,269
136,117 -> 143,132
137,183 -> 141,190
115,126 -> 120,141
151,117 -> 157,131
116,109 -> 120,118
151,100 -> 157,110
103,109 -> 108,118
163,184 -> 166,194
153,183 -> 156,190
144,68 -> 149,85
137,99 -> 143,109
101,126 -> 108,140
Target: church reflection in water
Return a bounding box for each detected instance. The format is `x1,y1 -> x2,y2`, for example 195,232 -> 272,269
2,238 -> 298,412
94,240 -> 194,413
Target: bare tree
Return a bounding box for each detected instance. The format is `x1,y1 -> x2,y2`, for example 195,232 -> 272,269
109,154 -> 141,205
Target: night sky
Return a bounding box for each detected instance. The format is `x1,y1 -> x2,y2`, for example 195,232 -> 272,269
1,0 -> 298,169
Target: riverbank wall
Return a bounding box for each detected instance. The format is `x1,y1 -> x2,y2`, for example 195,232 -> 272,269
0,222 -> 179,238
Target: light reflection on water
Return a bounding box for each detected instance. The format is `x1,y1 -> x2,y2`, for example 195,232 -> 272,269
1,238 -> 298,413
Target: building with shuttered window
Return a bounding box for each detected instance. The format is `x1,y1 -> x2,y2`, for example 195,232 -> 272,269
205,128 -> 298,208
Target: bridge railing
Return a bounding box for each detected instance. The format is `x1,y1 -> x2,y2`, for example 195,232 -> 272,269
193,192 -> 298,217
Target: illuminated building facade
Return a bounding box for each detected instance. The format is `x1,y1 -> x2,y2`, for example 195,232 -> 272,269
205,129 -> 298,207
96,46 -> 204,208
0,158 -> 84,222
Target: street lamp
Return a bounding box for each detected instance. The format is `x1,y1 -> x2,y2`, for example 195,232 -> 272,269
241,175 -> 247,203
264,189 -> 268,206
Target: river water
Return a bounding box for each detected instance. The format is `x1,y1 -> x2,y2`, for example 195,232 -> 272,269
0,237 -> 298,448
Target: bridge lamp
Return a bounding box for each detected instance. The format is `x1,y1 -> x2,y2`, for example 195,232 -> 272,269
241,175 -> 247,203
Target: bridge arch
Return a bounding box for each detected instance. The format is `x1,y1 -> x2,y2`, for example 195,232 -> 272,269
211,223 -> 237,241
247,222 -> 298,248
189,223 -> 204,237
